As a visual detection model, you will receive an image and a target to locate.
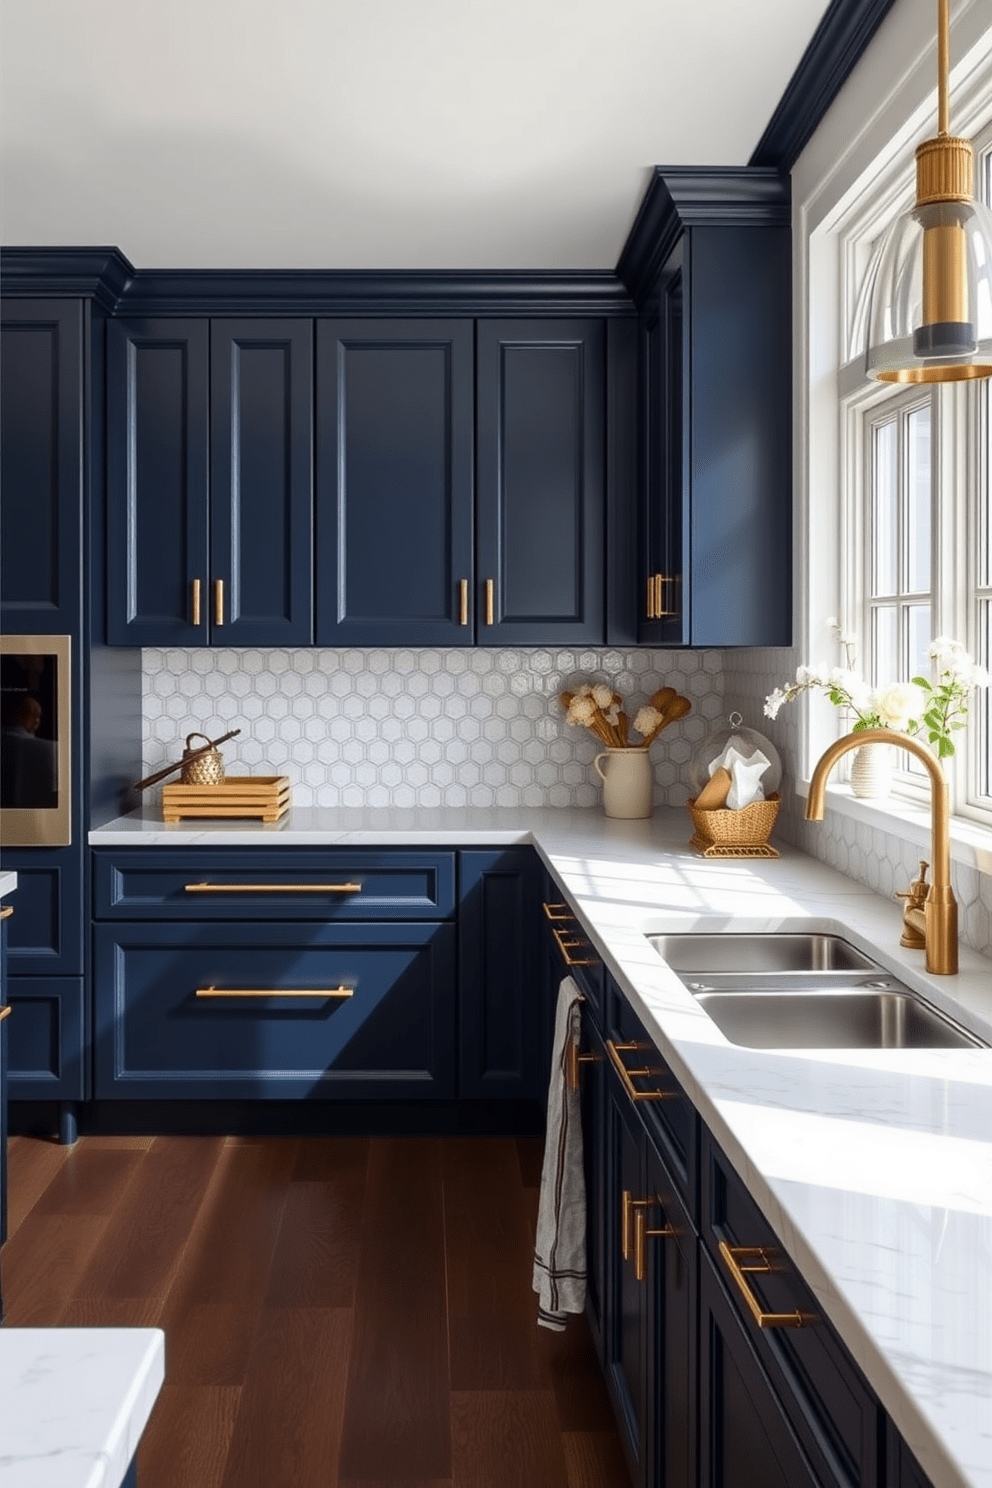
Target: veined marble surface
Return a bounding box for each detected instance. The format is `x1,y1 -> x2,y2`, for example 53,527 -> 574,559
0,1328 -> 165,1487
89,804 -> 992,1488
0,870 -> 17,900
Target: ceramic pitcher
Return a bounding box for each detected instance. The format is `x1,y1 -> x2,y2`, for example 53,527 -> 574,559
593,747 -> 654,819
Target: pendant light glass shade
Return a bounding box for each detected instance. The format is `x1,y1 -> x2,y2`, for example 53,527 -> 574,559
865,1 -> 992,384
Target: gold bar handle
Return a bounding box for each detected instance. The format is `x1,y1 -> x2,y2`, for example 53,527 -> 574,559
621,1190 -> 650,1261
635,1204 -> 675,1282
191,578 -> 202,627
214,578 -> 225,626
658,574 -> 679,618
542,901 -> 572,922
185,882 -> 362,894
646,574 -> 656,620
196,985 -> 354,999
485,577 -> 494,626
718,1241 -> 812,1329
0,1005 -> 11,1022
459,578 -> 469,626
606,1039 -> 672,1103
0,905 -> 13,920
567,1037 -> 597,1093
552,925 -> 598,968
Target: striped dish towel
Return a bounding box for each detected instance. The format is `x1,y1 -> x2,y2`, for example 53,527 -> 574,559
532,975 -> 587,1331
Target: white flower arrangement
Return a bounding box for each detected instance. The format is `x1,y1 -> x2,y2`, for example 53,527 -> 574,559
560,683 -> 689,749
764,621 -> 989,758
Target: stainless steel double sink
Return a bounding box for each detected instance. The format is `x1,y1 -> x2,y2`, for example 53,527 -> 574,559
647,932 -> 984,1050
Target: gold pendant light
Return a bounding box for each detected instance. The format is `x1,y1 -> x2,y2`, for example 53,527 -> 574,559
866,0 -> 992,383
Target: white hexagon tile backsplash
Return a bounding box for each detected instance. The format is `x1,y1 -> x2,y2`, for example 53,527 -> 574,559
142,647 -> 727,810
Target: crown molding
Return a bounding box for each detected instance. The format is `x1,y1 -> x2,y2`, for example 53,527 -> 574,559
749,0 -> 901,170
0,253 -> 636,318
616,168 -> 791,306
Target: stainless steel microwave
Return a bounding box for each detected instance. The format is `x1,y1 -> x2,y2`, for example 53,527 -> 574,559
0,634 -> 71,846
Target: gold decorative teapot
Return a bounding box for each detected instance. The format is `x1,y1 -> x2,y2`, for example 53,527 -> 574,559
180,732 -> 226,785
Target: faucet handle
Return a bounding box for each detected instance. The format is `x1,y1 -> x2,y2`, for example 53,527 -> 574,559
896,861 -> 929,950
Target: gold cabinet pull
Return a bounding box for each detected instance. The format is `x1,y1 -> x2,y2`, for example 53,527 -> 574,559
621,1189 -> 651,1261
635,1203 -> 675,1282
718,1241 -> 813,1329
606,1039 -> 672,1103
552,925 -> 597,968
542,901 -> 572,922
214,578 -> 225,626
0,905 -> 13,920
658,574 -> 679,618
459,578 -> 469,626
485,577 -> 494,626
0,1005 -> 11,1022
646,574 -> 656,620
191,578 -> 202,626
654,574 -> 664,618
567,1038 -> 597,1093
196,985 -> 354,999
185,882 -> 362,894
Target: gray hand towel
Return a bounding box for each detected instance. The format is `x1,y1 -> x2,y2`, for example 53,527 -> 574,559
532,975 -> 587,1331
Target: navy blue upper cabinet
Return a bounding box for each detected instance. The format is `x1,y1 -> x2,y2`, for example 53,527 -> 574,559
476,319 -> 605,644
315,319 -> 474,646
0,300 -> 84,632
107,318 -> 312,646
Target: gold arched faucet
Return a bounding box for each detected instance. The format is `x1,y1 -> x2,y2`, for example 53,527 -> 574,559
805,728 -> 958,975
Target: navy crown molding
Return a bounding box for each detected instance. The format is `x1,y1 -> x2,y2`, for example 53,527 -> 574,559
616,167 -> 791,307
750,0 -> 902,171
1,251 -> 636,318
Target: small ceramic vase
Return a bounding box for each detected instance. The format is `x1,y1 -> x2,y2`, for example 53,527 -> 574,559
850,742 -> 895,800
593,747 -> 654,819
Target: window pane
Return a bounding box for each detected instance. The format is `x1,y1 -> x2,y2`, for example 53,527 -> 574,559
906,405 -> 931,592
872,420 -> 898,595
980,599 -> 991,799
907,604 -> 931,680
872,604 -> 898,688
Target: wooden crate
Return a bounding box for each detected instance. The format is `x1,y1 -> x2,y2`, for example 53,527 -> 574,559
161,775 -> 291,823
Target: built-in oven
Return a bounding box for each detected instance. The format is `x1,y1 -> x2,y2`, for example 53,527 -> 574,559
0,634 -> 71,846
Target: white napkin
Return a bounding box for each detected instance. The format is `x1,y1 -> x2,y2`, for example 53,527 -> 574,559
709,742 -> 771,809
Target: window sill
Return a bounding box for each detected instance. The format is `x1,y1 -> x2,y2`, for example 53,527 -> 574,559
794,780 -> 992,878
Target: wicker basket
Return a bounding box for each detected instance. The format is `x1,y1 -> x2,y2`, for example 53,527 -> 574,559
687,793 -> 781,859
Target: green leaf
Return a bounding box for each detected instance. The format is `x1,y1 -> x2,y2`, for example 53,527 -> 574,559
911,676 -> 930,690
937,736 -> 955,758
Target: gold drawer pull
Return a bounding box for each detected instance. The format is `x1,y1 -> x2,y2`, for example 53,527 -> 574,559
214,577 -> 225,626
459,578 -> 469,626
567,1037 -> 597,1093
646,573 -> 656,620
606,1039 -> 673,1103
542,901 -> 572,922
196,985 -> 354,999
622,1189 -> 650,1261
0,1005 -> 11,1022
185,882 -> 362,894
191,577 -> 202,626
718,1241 -> 813,1329
552,926 -> 597,968
635,1204 -> 674,1282
485,577 -> 494,626
0,904 -> 13,919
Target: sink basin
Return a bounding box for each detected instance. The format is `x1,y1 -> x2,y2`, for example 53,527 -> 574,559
648,932 -> 876,975
693,989 -> 984,1050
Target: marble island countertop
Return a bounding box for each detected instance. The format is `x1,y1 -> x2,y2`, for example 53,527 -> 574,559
89,804 -> 992,1488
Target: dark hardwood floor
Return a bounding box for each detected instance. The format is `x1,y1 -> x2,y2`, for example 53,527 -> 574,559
2,1133 -> 633,1487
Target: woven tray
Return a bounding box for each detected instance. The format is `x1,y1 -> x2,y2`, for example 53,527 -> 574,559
161,775 -> 290,823
687,793 -> 780,859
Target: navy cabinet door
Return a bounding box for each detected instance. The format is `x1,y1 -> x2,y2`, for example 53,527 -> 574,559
640,254 -> 686,645
476,319 -> 605,644
210,320 -> 313,645
0,300 -> 84,632
107,318 -> 210,645
458,849 -> 543,1100
644,1134 -> 695,1488
605,1054 -> 650,1485
315,319 -> 474,646
3,975 -> 86,1101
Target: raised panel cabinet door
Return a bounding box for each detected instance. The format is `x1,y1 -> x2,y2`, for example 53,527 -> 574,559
106,318 -> 210,645
476,319 -> 605,644
644,1135 -> 695,1488
210,319 -> 313,645
315,319 -> 474,645
458,849 -> 543,1100
3,975 -> 86,1101
605,1058 -> 650,1486
0,299 -> 84,631
639,252 -> 687,646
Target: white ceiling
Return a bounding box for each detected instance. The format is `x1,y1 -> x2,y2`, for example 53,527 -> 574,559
2,0 -> 832,270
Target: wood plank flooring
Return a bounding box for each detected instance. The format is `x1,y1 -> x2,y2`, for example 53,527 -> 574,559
2,1133 -> 632,1487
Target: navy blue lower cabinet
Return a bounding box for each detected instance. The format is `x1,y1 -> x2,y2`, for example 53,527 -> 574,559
458,849 -> 543,1101
3,975 -> 87,1100
93,922 -> 456,1100
2,846 -> 83,979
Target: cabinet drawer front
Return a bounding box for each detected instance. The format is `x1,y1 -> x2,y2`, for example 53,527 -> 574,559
541,885 -> 604,1023
4,976 -> 86,1100
2,848 -> 83,976
703,1133 -> 878,1488
93,923 -> 456,1100
608,979 -> 697,1215
92,850 -> 456,920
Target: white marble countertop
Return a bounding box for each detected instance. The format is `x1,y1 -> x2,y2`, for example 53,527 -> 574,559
0,871 -> 17,901
89,804 -> 992,1488
0,1328 -> 165,1487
